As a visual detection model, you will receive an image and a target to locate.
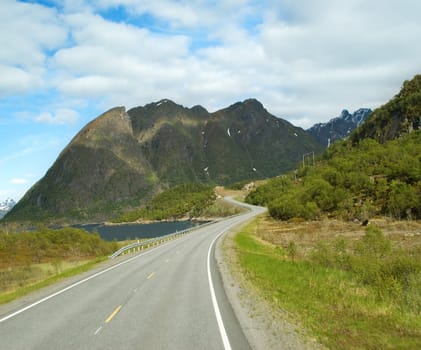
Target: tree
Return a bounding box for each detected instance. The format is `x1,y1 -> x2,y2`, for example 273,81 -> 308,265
387,180 -> 419,219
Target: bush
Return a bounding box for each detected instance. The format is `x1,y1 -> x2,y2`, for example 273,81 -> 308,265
114,183 -> 216,222
356,224 -> 391,257
310,225 -> 421,308
246,131 -> 421,220
387,180 -> 420,219
0,228 -> 116,269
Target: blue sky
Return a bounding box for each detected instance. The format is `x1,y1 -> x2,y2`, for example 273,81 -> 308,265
1,0 -> 421,202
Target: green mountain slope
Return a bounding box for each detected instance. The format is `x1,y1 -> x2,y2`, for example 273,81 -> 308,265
351,74 -> 421,143
247,75 -> 421,221
4,99 -> 322,224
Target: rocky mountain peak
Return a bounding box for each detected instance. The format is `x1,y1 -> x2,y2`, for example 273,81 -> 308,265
63,107 -> 132,154
225,98 -> 266,113
307,108 -> 372,147
190,105 -> 209,117
3,99 -> 322,224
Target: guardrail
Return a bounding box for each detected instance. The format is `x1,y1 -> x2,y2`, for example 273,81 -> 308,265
109,220 -> 216,259
109,198 -> 254,259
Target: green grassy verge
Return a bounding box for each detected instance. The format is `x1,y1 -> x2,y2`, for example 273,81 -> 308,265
234,220 -> 421,349
0,257 -> 107,305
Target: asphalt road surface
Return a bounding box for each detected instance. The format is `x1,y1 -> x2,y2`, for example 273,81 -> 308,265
0,200 -> 265,350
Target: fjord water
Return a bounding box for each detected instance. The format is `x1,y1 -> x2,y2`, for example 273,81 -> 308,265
75,221 -> 205,241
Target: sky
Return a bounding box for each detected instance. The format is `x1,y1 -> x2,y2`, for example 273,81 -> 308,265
1,0 -> 421,202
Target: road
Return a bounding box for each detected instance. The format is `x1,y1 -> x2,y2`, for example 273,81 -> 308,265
0,200 -> 265,350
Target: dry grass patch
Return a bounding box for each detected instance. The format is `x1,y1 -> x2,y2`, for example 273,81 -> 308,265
253,215 -> 421,257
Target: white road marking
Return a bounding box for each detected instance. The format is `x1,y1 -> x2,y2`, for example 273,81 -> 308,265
0,242 -> 173,323
207,225 -> 234,350
94,326 -> 103,335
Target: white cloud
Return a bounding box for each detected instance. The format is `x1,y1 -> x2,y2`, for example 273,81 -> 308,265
35,108 -> 80,125
0,0 -> 67,96
0,1 -> 65,67
247,0 -> 421,123
51,11 -> 191,103
3,0 -> 421,126
10,178 -> 29,185
0,65 -> 44,96
63,12 -> 190,57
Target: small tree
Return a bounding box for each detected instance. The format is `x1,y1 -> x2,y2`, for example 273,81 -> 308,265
387,180 -> 418,219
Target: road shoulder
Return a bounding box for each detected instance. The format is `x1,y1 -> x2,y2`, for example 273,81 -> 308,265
215,220 -> 324,350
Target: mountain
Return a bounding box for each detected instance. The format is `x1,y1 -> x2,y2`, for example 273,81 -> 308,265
307,108 -> 372,147
351,74 -> 421,144
0,198 -> 16,219
4,99 -> 322,224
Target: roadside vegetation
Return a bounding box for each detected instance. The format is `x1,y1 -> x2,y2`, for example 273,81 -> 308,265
234,217 -> 421,349
239,90 -> 421,348
113,183 -> 241,223
246,131 -> 421,221
0,227 -> 117,304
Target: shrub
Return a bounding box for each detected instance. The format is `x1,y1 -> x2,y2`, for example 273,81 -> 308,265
246,131 -> 421,220
310,225 -> 421,307
387,180 -> 419,219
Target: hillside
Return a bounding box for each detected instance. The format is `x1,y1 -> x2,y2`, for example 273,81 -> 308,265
247,132 -> 421,220
241,75 -> 421,349
4,99 -> 322,224
351,74 -> 421,143
247,75 -> 421,221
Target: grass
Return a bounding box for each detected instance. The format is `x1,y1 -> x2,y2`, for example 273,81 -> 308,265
0,257 -> 107,305
0,237 -> 142,306
234,217 -> 421,349
0,234 -> 178,306
0,226 -> 119,305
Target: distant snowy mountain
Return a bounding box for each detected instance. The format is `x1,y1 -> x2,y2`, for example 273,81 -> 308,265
307,108 -> 372,147
0,198 -> 16,219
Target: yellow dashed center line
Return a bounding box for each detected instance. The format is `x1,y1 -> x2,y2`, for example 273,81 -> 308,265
147,272 -> 155,280
105,305 -> 122,324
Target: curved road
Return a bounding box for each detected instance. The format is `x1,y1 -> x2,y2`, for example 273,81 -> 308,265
0,200 -> 265,350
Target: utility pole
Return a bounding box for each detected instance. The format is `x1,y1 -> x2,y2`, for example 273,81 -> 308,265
302,152 -> 315,168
